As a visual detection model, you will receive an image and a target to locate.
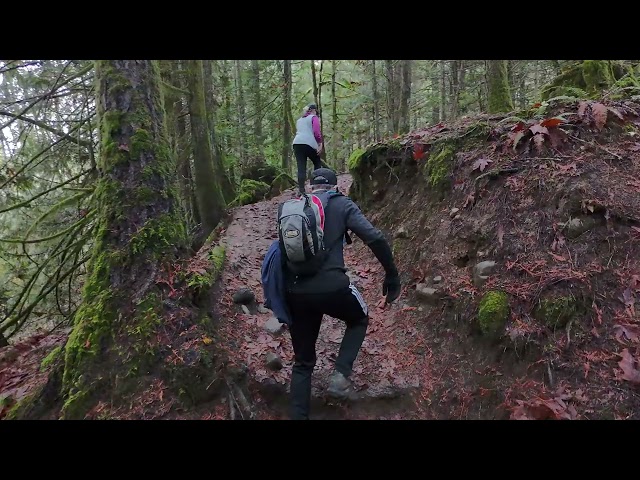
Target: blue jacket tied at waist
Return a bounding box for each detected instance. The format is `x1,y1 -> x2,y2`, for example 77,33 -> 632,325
261,240 -> 292,326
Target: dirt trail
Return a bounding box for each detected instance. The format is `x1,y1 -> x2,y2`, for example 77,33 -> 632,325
210,174 -> 444,420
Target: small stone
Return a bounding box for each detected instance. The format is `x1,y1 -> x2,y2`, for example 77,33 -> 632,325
232,287 -> 255,305
473,261 -> 496,288
264,317 -> 284,335
454,214 -> 460,220
415,283 -> 442,305
433,276 -> 443,284
241,304 -> 250,315
265,352 -> 283,371
394,226 -> 409,239
450,207 -> 460,218
257,304 -> 270,314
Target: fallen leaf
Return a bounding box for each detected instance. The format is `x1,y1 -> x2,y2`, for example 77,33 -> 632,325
607,106 -> 624,121
511,121 -> 526,132
497,224 -> 504,247
202,336 -> 212,345
511,131 -> 526,150
540,117 -> 565,128
592,102 -> 608,130
472,158 -> 493,172
618,349 -> 640,384
614,324 -> 639,344
533,134 -> 546,152
529,124 -> 549,136
577,101 -> 589,119
549,252 -> 566,262
401,306 -> 417,312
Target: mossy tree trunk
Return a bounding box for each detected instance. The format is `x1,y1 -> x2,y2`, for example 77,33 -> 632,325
486,60 -> 514,114
59,60 -> 189,418
185,60 -> 226,238
310,60 -> 327,162
399,60 -> 413,134
331,60 -> 342,170
372,60 -> 380,141
234,60 -> 248,168
250,59 -> 264,159
439,60 -> 447,122
202,60 -> 234,203
160,60 -> 199,228
282,60 -> 292,172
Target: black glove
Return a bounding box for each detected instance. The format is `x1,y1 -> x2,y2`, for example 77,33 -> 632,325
383,274 -> 401,303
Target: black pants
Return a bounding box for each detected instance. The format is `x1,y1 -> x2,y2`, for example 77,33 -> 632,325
293,144 -> 322,193
286,285 -> 369,420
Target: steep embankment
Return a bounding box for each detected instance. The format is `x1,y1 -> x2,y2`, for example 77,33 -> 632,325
347,96 -> 640,419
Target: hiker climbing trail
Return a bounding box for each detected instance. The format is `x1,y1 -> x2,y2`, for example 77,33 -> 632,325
211,174 -> 435,420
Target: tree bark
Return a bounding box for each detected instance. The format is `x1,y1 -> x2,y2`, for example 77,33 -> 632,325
202,60 -> 234,203
185,60 -> 226,237
234,60 -> 248,167
486,60 -> 514,113
250,59 -> 264,159
282,60 -> 292,171
399,60 -> 412,134
372,60 -> 380,141
59,60 -> 188,419
331,60 -> 340,169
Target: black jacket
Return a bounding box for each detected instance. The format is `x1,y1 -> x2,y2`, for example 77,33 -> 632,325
286,192 -> 397,295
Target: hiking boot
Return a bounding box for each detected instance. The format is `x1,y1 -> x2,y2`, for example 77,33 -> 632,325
326,371 -> 358,400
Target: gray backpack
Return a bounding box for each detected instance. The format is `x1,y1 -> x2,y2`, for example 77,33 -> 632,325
277,191 -> 344,276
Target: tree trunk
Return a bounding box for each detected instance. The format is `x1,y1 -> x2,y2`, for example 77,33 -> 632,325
486,60 -> 514,113
234,60 -> 248,167
250,59 -> 264,159
331,60 -> 340,169
431,61 -> 440,124
385,60 -> 395,134
310,60 -> 326,161
399,60 -> 412,134
186,60 -> 226,237
440,60 -> 447,122
59,60 -> 188,419
282,60 -> 292,171
372,60 -> 380,141
202,60 -> 234,203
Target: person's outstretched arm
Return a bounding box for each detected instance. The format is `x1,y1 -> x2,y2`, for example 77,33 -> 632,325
344,199 -> 401,303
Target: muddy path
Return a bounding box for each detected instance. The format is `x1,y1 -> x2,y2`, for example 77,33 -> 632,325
210,174 -> 443,420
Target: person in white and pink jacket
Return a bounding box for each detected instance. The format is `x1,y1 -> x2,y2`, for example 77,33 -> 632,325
292,103 -> 323,194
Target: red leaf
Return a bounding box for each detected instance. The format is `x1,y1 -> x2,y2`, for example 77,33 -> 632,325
592,102 -> 608,130
401,306 -> 417,312
618,349 -> 640,384
472,158 -> 493,172
540,117 -> 565,128
532,102 -> 542,108
412,143 -> 426,161
511,121 -> 526,132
